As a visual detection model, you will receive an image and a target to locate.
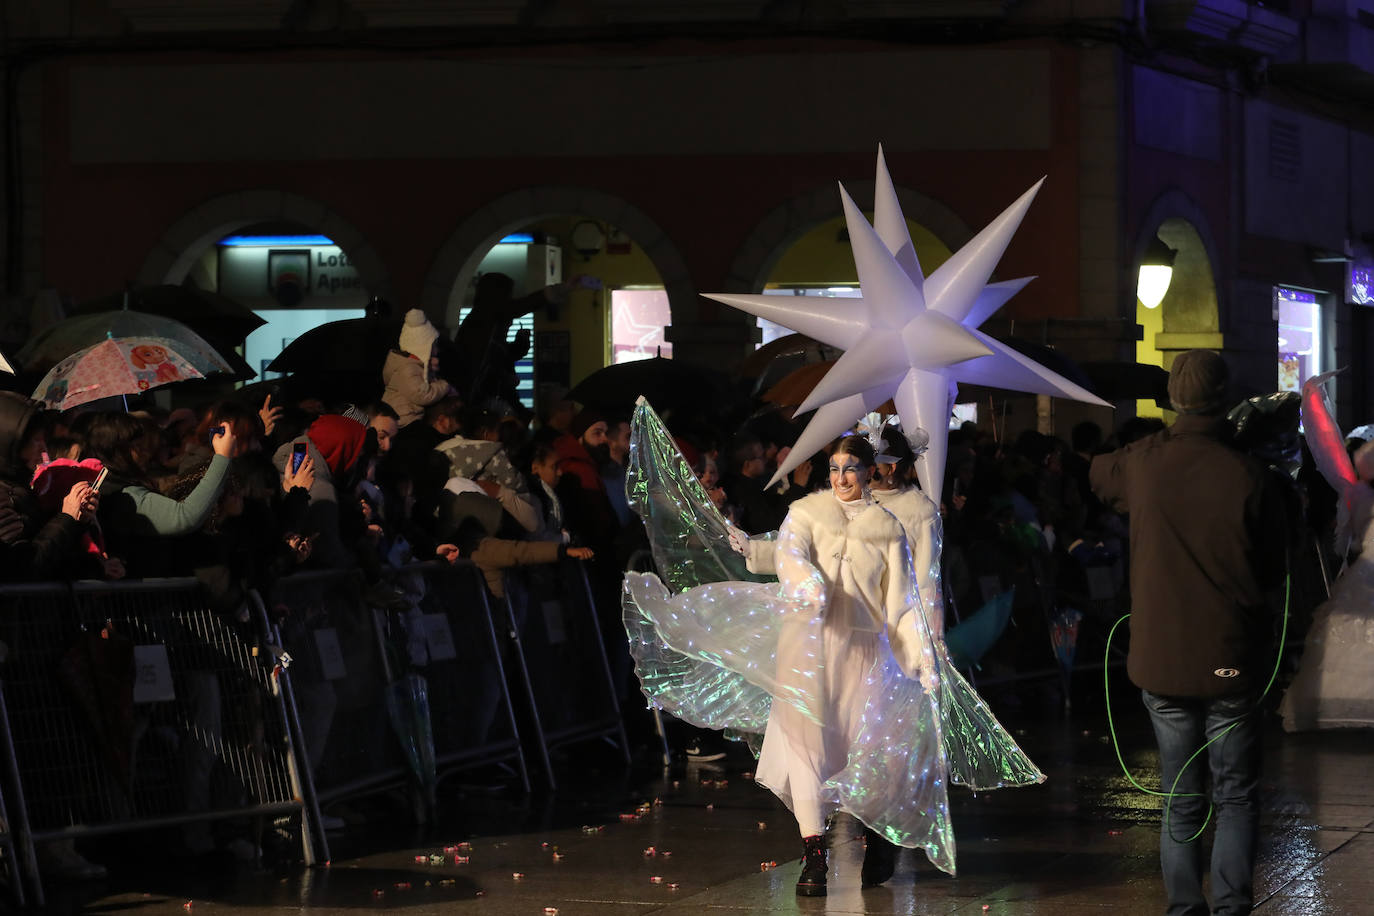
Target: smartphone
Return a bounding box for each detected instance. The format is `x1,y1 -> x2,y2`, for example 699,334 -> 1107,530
209,424 -> 226,440
290,442 -> 308,474
91,467 -> 109,494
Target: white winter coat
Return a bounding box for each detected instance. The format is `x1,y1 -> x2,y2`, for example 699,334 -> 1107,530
773,490 -> 934,680
872,486 -> 944,640
381,349 -> 450,428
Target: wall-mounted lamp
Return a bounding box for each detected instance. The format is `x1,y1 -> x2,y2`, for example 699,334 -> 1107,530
1137,234 -> 1177,309
570,219 -> 606,261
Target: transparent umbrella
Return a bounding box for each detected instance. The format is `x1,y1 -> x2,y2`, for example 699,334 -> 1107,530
32,336 -> 222,410
20,310 -> 253,380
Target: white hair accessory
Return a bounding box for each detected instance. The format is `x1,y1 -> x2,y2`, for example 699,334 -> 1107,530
865,415 -> 900,464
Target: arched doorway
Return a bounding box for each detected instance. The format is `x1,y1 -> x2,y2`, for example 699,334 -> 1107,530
138,191 -> 388,383
722,180 -> 972,295
423,188 -> 694,418
1135,209 -> 1221,419
721,181 -> 967,406
757,213 -> 956,343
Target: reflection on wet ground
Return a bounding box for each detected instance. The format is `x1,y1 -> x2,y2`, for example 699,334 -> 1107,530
40,676 -> 1374,914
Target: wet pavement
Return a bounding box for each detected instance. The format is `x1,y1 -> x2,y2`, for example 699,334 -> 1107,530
39,677 -> 1374,915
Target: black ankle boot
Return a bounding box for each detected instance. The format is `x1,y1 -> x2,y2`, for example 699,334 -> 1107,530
796,834 -> 827,897
861,826 -> 898,887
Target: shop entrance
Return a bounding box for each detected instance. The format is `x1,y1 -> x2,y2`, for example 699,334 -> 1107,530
204,224 -> 371,382
449,215 -> 666,417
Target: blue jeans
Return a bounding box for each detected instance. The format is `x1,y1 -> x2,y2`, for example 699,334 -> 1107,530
1142,690 -> 1262,916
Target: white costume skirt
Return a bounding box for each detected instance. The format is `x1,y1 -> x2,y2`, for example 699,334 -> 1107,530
1281,560 -> 1374,730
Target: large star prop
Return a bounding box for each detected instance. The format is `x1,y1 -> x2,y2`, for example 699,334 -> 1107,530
707,148 -> 1108,502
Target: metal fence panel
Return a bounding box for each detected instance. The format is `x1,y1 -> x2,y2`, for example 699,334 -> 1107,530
0,578 -> 324,903
267,570 -> 407,803
503,561 -> 629,775
386,561 -> 529,792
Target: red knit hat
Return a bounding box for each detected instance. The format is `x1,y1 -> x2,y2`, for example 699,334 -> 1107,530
307,414 -> 367,478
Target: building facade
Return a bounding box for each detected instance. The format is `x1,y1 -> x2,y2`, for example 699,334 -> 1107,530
3,0 -> 1372,430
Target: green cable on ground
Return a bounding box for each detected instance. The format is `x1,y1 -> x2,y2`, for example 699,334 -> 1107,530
1103,573 -> 1290,843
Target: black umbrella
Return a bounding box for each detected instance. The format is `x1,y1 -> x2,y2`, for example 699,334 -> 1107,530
568,356 -> 726,415
74,285 -> 265,344
18,309 -> 256,380
266,316 -> 403,375
991,336 -> 1097,393
1081,361 -> 1171,404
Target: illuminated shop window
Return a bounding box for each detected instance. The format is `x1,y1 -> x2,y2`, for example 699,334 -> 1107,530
1275,286 -> 1321,393
611,288 -> 672,362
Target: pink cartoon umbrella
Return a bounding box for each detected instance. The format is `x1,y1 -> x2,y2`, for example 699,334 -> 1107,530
32,336 -> 223,410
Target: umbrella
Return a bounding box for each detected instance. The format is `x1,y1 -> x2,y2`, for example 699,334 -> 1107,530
567,356 -> 726,415
735,333 -> 833,378
266,316 -> 402,375
384,673 -> 437,811
1050,606 -> 1084,672
73,284 -> 265,343
945,588 -> 1016,670
0,346 -> 12,374
1081,361 -> 1170,404
763,361 -> 896,414
19,309 -> 254,380
33,336 -> 221,410
990,337 -> 1096,393
763,335 -> 1094,418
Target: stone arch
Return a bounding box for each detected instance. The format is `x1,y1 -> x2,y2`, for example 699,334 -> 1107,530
722,181 -> 976,294
420,186 -> 696,329
135,189 -> 392,299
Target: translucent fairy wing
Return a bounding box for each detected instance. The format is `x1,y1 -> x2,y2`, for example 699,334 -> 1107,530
932,643 -> 1046,790
625,397 -> 772,592
823,643 -> 955,873
624,399 -> 819,738
623,578 -> 775,734
623,573 -> 826,730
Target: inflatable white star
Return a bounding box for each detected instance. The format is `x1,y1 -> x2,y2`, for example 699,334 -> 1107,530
706,148 -> 1108,501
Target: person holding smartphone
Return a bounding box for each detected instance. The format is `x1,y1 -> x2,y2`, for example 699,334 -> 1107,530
0,392 -> 102,581
83,411 -> 236,578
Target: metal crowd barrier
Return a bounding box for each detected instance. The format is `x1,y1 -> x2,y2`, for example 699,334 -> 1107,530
383,561 -> 530,794
266,568 -> 409,804
267,560 -> 530,809
0,578 -> 327,906
498,559 -> 631,790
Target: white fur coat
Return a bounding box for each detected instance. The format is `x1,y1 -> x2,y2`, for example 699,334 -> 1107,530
772,490 -> 934,680
872,486 -> 944,639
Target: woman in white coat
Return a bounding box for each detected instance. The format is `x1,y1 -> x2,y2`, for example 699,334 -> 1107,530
623,401 -> 1040,898
869,425 -> 943,641
754,434 -> 944,895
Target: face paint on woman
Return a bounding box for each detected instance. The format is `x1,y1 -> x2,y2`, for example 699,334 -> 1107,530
828,454 -> 870,502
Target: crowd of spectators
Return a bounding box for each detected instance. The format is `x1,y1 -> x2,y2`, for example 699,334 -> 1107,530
0,306 -> 1179,732
0,288 -> 1339,878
